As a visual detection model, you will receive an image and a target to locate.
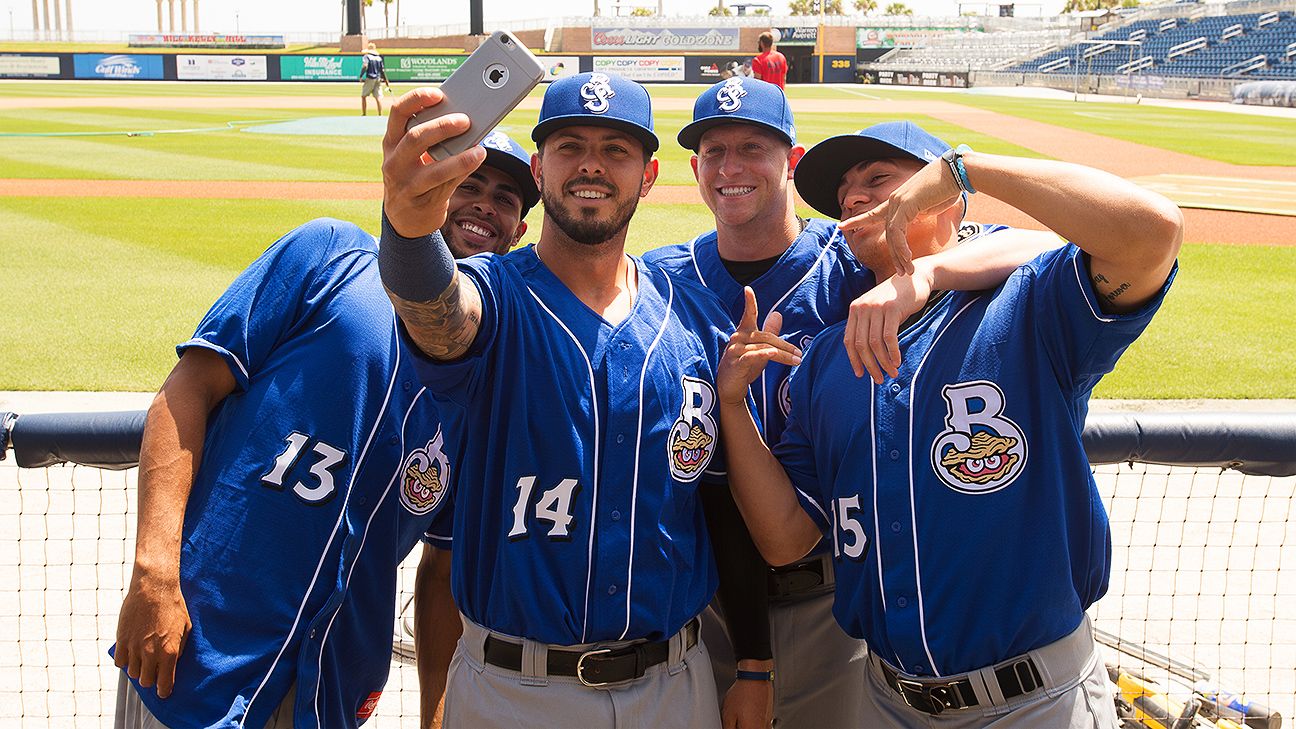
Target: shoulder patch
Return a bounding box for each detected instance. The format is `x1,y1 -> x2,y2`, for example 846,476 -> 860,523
400,428 -> 451,515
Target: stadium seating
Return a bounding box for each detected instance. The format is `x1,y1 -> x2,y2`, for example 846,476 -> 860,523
1008,10 -> 1296,79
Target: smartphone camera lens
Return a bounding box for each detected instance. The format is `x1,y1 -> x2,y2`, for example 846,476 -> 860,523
502,35 -> 513,45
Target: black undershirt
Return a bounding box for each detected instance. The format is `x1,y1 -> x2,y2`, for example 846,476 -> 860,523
718,217 -> 808,285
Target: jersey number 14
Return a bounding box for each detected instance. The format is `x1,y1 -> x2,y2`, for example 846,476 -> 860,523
508,476 -> 582,540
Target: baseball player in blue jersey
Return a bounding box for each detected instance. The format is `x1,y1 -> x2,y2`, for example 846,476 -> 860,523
716,121 -> 1183,726
648,79 -> 1073,729
112,131 -> 536,729
379,74 -> 798,728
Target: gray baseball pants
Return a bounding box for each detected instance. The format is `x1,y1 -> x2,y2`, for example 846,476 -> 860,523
446,614 -> 720,729
862,616 -> 1120,728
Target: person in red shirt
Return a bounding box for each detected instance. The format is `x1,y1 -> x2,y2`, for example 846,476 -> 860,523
751,31 -> 789,88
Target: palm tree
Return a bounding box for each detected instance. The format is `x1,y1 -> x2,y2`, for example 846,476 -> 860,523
884,1 -> 912,14
854,0 -> 877,14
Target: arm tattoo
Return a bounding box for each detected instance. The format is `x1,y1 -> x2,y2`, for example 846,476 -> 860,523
391,271 -> 482,360
1102,281 -> 1131,303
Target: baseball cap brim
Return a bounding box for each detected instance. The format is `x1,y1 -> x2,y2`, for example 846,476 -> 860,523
482,147 -> 540,214
677,116 -> 794,152
532,115 -> 660,154
793,135 -> 926,220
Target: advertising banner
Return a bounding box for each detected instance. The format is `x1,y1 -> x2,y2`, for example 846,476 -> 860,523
385,55 -> 466,81
129,33 -> 285,48
176,54 -> 267,80
539,56 -> 581,80
280,55 -> 363,81
592,56 -> 685,82
73,54 -> 164,80
774,27 -> 818,46
0,55 -> 61,77
865,69 -> 968,87
856,27 -> 970,48
689,55 -> 755,83
591,26 -> 740,51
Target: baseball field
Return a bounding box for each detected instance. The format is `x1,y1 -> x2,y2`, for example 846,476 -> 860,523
1,80 -> 1294,398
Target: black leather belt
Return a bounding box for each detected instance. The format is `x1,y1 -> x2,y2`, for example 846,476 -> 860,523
482,619 -> 700,687
767,554 -> 831,598
878,656 -> 1043,715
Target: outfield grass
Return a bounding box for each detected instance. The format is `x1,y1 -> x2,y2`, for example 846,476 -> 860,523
1,82 -> 1293,395
0,191 -> 1291,397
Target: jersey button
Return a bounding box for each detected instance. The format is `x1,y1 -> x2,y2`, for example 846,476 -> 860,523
611,510 -> 621,521
890,383 -> 901,394
889,449 -> 900,460
309,628 -> 317,639
890,521 -> 901,533
607,585 -> 617,595
620,342 -> 631,350
896,596 -> 908,608
390,435 -> 399,445
616,434 -> 625,444
913,664 -> 925,673
402,380 -> 412,392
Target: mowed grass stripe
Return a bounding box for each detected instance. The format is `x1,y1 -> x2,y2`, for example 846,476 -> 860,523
1,193 -> 1291,396
943,95 -> 1296,167
0,132 -> 382,181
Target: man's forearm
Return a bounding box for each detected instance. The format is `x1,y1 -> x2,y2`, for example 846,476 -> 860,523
379,218 -> 483,360
700,484 -> 772,662
133,354 -> 231,577
415,546 -> 460,729
961,152 -> 1182,308
921,228 -> 1062,293
719,401 -> 819,566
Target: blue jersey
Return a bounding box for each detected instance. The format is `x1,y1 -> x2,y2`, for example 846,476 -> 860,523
645,219 -> 872,447
116,219 -> 454,728
777,244 -> 1175,677
408,245 -> 735,645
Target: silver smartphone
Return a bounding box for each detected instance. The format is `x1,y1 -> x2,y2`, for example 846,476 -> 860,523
407,30 -> 545,161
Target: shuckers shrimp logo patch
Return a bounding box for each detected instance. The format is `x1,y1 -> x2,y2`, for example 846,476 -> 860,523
668,376 -> 718,481
401,428 -> 450,515
930,381 -> 1027,494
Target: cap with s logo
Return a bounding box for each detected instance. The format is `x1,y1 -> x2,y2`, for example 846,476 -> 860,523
677,77 -> 795,151
531,72 -> 659,153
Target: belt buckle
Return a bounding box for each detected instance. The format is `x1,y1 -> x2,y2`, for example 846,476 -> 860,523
896,678 -> 945,715
576,647 -> 614,687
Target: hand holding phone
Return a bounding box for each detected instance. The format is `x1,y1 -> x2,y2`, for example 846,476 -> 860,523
406,31 -> 545,161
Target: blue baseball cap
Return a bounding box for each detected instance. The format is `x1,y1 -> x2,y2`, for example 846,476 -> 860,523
531,72 -> 659,154
794,121 -> 951,220
677,77 -> 796,151
478,129 -> 540,214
